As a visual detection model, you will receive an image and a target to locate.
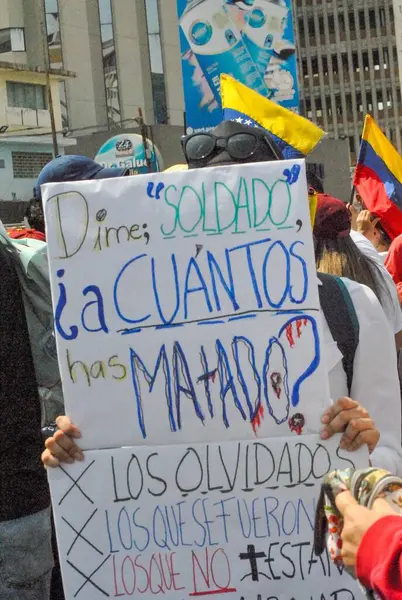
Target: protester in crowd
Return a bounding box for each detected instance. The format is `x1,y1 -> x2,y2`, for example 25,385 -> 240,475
34,154 -> 130,201
355,210 -> 391,261
314,195 -> 386,303
310,183 -> 402,348
7,199 -> 46,242
385,234 -> 402,306
313,193 -> 402,351
7,198 -> 46,242
41,120 -> 402,476
0,241 -> 53,599
335,489 -> 402,599
306,168 -> 324,195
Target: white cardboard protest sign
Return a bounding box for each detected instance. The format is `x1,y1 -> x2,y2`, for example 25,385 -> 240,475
44,161 -> 366,599
48,435 -> 367,600
43,160 -> 330,450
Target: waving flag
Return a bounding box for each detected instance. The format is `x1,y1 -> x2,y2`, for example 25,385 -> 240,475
354,114 -> 402,240
221,74 -> 325,159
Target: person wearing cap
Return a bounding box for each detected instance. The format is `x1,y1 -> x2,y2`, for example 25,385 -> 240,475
34,154 -> 129,201
41,120 -> 402,478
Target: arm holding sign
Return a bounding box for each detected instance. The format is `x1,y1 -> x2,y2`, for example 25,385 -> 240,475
42,416 -> 83,467
336,490 -> 402,600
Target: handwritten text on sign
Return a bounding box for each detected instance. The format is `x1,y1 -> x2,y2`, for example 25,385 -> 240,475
49,436 -> 366,600
43,161 -> 329,450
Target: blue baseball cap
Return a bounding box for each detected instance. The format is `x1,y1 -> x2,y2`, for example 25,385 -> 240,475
34,154 -> 129,199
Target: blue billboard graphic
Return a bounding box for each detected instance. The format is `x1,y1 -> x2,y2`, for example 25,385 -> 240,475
177,0 -> 300,133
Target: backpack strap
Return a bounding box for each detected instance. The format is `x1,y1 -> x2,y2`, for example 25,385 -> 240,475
317,272 -> 360,395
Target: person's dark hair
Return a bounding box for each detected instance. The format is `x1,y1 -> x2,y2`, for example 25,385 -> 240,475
26,198 -> 45,233
306,169 -> 324,194
375,221 -> 392,249
315,235 -> 387,305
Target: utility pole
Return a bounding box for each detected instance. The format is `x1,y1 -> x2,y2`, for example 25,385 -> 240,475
40,7 -> 59,157
138,108 -> 152,173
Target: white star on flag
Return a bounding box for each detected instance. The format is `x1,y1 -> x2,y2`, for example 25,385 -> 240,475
244,119 -> 253,126
235,117 -> 243,123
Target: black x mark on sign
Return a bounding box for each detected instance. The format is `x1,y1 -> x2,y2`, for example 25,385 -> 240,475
62,509 -> 103,556
67,554 -> 111,598
58,460 -> 96,506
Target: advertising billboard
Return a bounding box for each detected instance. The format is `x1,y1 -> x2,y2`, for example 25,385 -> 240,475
177,0 -> 300,133
94,134 -> 164,174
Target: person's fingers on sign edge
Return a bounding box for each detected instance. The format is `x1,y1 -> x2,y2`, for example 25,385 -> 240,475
55,415 -> 81,438
44,430 -> 83,464
341,418 -> 379,453
320,397 -> 360,437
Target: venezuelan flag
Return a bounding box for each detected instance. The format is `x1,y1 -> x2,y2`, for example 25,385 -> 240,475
221,74 -> 325,159
354,115 -> 402,240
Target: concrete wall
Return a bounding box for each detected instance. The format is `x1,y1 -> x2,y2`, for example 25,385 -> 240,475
159,0 -> 184,127
59,0 -> 105,130
0,142 -> 52,202
307,138 -> 352,203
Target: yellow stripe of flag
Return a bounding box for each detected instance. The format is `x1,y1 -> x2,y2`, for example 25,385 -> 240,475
221,74 -> 325,156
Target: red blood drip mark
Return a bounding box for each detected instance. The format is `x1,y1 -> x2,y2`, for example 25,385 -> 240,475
303,318 -> 308,326
296,319 -> 303,338
286,324 -> 295,347
211,372 -> 217,384
251,404 -> 265,434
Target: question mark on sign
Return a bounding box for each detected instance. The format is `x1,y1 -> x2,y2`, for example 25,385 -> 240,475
278,315 -> 320,408
263,337 -> 290,425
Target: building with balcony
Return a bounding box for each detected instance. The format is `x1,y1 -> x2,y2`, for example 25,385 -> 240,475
0,60 -> 76,210
294,0 -> 402,164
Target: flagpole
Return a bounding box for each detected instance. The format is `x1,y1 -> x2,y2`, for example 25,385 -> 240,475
350,114 -> 370,206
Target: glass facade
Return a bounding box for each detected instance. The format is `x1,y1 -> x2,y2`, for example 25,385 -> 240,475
98,0 -> 121,125
44,0 -> 69,128
144,0 -> 168,124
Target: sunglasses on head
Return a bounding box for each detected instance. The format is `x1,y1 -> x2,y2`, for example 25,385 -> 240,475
181,131 -> 280,165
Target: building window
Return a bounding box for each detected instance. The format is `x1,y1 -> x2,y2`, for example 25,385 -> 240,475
349,136 -> 355,153
311,57 -> 319,77
328,15 -> 335,33
368,9 -> 376,29
362,51 -> 369,71
0,28 -> 25,53
12,152 -> 52,179
332,55 -> 339,75
144,0 -> 168,124
384,47 -> 389,69
44,0 -> 69,128
302,59 -> 308,78
322,56 -> 328,76
298,18 -> 305,42
98,0 -> 121,125
349,12 -> 356,32
305,98 -> 312,119
379,8 -> 386,27
7,82 -> 47,110
358,10 -> 365,29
